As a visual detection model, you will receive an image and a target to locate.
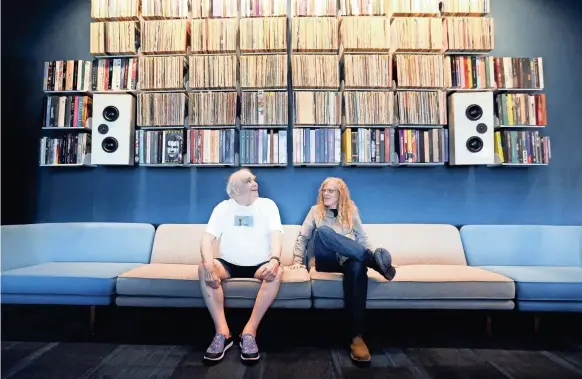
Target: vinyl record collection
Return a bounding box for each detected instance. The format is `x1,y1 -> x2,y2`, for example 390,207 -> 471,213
40,0 -> 550,168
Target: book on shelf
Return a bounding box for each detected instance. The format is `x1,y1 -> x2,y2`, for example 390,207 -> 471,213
142,0 -> 189,19
390,0 -> 440,16
240,129 -> 288,164
391,18 -> 442,52
189,55 -> 236,89
141,20 -> 190,54
344,54 -> 392,89
441,0 -> 490,16
292,17 -> 338,52
445,55 -> 496,89
240,18 -> 287,52
345,91 -> 394,125
340,17 -> 389,52
192,0 -> 237,18
139,56 -> 188,90
91,0 -> 139,21
44,60 -> 92,92
340,0 -> 388,16
397,91 -> 447,125
496,93 -> 547,127
92,57 -> 138,91
90,21 -> 140,55
443,17 -> 494,52
137,93 -> 187,126
189,92 -> 237,126
396,54 -> 445,88
39,133 -> 92,165
241,55 -> 287,89
241,91 -> 288,125
241,0 -> 287,17
293,127 -> 341,164
493,57 -> 544,89
342,128 -> 392,164
42,95 -> 92,128
396,128 -> 448,163
191,19 -> 237,53
294,0 -> 337,16
292,55 -> 339,88
294,92 -> 341,125
190,129 -> 236,164
136,129 -> 186,164
494,130 -> 551,164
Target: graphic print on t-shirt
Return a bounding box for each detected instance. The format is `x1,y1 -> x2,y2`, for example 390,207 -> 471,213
234,215 -> 254,227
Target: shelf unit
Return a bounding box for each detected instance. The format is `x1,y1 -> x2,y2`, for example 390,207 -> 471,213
41,60 -> 94,168
39,0 -> 549,170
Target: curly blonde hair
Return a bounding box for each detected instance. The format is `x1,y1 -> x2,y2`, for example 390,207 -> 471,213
314,177 -> 356,229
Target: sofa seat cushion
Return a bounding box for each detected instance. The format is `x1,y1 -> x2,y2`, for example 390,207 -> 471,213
480,266 -> 582,301
1,262 -> 143,296
117,264 -> 312,300
311,264 -> 515,300
117,264 -> 200,297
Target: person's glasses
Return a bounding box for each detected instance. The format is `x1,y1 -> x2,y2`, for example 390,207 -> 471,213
321,189 -> 337,194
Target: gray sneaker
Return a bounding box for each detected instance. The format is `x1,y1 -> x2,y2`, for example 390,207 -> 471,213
239,333 -> 260,361
204,333 -> 233,361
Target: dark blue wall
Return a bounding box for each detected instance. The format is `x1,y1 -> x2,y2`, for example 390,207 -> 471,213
2,0 -> 581,226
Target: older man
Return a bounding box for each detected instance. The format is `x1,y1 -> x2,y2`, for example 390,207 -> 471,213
199,168 -> 284,362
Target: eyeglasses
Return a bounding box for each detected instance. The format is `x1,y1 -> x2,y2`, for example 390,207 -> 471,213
321,189 -> 337,194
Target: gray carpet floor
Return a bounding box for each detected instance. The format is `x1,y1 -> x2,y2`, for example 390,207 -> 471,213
2,305 -> 581,379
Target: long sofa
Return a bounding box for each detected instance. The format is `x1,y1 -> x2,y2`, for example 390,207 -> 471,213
1,222 -> 580,316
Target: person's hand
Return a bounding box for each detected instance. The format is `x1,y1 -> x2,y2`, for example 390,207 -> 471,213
288,264 -> 305,270
257,260 -> 280,282
204,262 -> 221,289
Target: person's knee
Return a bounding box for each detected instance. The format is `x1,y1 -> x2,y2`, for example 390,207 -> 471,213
274,266 -> 284,282
315,225 -> 334,238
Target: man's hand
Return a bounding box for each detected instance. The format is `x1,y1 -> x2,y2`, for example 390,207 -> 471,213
256,259 -> 280,282
204,262 -> 221,289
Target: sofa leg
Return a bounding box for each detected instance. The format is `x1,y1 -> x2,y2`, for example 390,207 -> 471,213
89,305 -> 96,335
534,315 -> 541,335
486,314 -> 493,338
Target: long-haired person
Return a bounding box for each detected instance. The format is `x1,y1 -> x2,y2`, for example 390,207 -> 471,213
290,177 -> 396,362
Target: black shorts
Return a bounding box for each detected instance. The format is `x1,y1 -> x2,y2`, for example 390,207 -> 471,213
215,258 -> 269,279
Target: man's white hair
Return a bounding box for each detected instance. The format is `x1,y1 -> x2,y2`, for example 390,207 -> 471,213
226,168 -> 253,198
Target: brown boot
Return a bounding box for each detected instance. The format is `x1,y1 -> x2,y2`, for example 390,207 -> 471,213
350,336 -> 371,362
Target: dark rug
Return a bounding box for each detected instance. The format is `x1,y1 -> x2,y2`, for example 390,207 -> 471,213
2,305 -> 581,379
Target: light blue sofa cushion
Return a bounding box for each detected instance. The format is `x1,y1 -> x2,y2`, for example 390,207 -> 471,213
1,294 -> 112,306
517,301 -> 582,312
0,223 -> 155,270
481,266 -> 582,301
1,262 -> 143,296
460,225 -> 582,267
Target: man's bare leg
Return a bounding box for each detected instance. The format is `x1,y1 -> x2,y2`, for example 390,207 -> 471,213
241,267 -> 284,336
199,259 -> 231,336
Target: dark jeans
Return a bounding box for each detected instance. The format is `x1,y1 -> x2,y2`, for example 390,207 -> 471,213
313,226 -> 373,338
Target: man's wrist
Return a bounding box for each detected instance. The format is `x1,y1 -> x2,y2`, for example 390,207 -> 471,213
269,257 -> 281,265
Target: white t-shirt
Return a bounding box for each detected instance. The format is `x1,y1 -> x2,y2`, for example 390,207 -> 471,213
205,197 -> 284,266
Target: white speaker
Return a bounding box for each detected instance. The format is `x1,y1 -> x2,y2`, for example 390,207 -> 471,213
91,94 -> 136,165
448,92 -> 494,165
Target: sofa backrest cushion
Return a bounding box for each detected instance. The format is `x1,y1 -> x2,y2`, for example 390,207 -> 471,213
150,224 -> 206,265
461,225 -> 582,267
1,225 -> 45,271
1,223 -> 155,270
363,224 -> 467,266
151,224 -> 301,266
